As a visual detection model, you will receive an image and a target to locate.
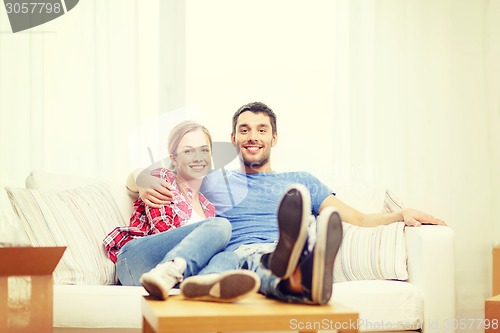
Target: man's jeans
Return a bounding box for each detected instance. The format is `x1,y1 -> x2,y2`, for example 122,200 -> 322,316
116,217 -> 238,286
236,243 -> 312,304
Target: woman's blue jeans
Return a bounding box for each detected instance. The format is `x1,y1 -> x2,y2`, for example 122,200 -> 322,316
116,217 -> 239,286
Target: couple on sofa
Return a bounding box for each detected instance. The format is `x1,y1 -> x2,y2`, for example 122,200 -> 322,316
103,101 -> 446,305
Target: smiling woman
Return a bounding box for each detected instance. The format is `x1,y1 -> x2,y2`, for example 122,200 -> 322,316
170,124 -> 213,217
167,122 -> 213,219
102,120 -> 260,301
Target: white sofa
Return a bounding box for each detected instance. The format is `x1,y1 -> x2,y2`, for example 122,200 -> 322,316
4,171 -> 456,333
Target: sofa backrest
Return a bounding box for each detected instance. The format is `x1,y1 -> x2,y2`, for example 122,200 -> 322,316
26,171 -> 135,225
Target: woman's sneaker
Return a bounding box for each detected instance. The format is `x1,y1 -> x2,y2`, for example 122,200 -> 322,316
140,257 -> 187,300
267,184 -> 312,279
180,270 -> 260,303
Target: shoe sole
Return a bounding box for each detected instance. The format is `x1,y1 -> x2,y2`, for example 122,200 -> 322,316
269,184 -> 311,279
312,207 -> 343,305
180,270 -> 260,303
140,274 -> 170,300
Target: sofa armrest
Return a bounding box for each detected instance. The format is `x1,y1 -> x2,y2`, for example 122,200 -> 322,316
405,225 -> 455,333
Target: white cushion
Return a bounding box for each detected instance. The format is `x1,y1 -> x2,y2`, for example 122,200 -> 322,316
333,221 -> 408,282
381,189 -> 405,213
333,190 -> 408,282
332,280 -> 423,331
25,171 -> 134,225
5,184 -> 123,285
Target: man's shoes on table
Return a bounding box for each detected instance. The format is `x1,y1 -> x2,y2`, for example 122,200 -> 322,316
293,207 -> 343,305
180,270 -> 260,303
140,257 -> 187,300
267,183 -> 312,279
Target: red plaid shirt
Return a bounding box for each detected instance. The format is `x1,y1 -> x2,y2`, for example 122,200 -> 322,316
103,168 -> 216,263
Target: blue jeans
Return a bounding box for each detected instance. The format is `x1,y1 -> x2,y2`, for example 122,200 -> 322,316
116,217 -> 239,286
237,243 -> 312,304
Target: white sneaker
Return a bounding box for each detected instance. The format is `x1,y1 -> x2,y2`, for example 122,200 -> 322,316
140,257 -> 187,300
180,270 -> 260,303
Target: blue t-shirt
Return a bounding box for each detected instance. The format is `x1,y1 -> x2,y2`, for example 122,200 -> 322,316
200,169 -> 334,251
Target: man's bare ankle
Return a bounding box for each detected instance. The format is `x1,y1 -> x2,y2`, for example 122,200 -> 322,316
280,268 -> 303,294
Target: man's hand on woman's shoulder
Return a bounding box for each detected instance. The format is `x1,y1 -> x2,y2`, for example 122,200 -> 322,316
127,168 -> 174,208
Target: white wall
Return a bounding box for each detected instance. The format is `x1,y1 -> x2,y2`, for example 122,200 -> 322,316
0,0 -> 499,330
487,1 -> 500,248
184,0 -> 337,183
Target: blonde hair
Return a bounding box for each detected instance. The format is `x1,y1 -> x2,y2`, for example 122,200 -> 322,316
167,121 -> 212,171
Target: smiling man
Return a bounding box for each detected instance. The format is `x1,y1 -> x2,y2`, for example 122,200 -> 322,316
231,103 -> 277,174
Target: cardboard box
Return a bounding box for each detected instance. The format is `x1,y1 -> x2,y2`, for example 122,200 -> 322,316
485,294 -> 500,333
0,247 -> 65,333
494,246 -> 500,296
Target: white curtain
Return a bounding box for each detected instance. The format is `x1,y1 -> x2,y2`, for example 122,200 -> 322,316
0,0 -> 186,211
334,0 -> 500,328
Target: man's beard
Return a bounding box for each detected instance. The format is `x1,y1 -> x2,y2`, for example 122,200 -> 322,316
233,144 -> 270,171
240,153 -> 270,171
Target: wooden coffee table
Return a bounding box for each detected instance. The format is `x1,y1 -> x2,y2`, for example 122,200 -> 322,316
142,293 -> 358,333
